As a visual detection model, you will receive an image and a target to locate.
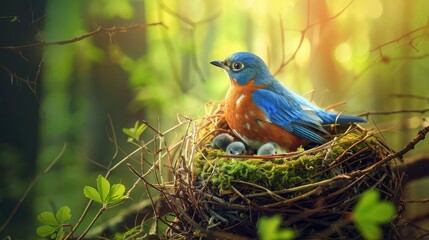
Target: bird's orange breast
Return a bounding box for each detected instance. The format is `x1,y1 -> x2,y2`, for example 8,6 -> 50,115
224,79 -> 306,151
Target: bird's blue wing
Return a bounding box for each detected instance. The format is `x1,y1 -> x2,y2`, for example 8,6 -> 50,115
265,81 -> 366,124
252,89 -> 328,144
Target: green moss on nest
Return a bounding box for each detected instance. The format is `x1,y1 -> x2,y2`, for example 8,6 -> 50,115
194,133 -> 375,192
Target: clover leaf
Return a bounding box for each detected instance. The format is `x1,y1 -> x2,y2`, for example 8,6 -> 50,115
84,175 -> 127,206
36,206 -> 71,240
353,190 -> 395,240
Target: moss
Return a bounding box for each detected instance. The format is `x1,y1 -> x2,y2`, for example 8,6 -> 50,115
194,132 -> 375,193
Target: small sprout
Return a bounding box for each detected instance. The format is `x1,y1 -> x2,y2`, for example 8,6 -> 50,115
36,206 -> 71,240
83,175 -> 127,207
122,120 -> 147,143
353,189 -> 396,240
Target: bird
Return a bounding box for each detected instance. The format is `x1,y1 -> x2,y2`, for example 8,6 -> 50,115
226,141 -> 246,155
211,133 -> 234,151
257,142 -> 279,155
210,52 -> 366,151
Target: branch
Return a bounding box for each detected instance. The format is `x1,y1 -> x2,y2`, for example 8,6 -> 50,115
406,210 -> 429,223
0,22 -> 165,53
353,125 -> 429,176
370,20 -> 429,53
77,206 -> 106,240
406,198 -> 429,203
0,143 -> 67,233
358,108 -> 429,117
390,93 -> 429,102
273,0 -> 354,75
394,154 -> 429,182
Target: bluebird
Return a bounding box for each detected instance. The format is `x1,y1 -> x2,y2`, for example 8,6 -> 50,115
226,141 -> 246,155
210,52 -> 365,151
257,142 -> 279,155
211,133 -> 234,151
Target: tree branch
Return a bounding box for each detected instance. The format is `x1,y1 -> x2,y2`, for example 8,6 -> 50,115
273,0 -> 354,75
0,22 -> 165,53
370,21 -> 429,53
358,108 -> 429,117
352,125 -> 429,177
391,93 -> 429,102
394,154 -> 429,182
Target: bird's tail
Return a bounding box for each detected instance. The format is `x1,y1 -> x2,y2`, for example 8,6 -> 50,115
320,111 -> 366,124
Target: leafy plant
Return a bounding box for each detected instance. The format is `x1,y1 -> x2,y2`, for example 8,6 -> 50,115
257,215 -> 295,240
353,189 -> 396,240
83,175 -> 127,207
36,206 -> 71,240
122,120 -> 147,143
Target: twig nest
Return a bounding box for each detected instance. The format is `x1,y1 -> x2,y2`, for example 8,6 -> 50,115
166,105 -> 403,239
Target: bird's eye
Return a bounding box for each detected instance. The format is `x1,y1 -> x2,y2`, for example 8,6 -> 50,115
231,61 -> 244,71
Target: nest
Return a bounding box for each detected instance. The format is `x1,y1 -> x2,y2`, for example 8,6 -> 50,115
152,103 -> 404,239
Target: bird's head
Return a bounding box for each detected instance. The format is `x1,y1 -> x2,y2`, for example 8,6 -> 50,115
210,52 -> 272,86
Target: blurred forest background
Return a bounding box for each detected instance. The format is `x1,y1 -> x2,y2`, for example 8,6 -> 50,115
1,0 -> 429,238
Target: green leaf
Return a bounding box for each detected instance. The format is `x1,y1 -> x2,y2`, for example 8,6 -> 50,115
37,211 -> 59,226
84,186 -> 103,204
276,230 -> 295,240
36,225 -> 58,237
109,183 -> 126,203
56,227 -> 65,240
257,215 -> 295,240
353,190 -> 396,240
136,122 -> 147,137
122,121 -> 147,142
96,175 -> 111,203
354,190 -> 379,213
258,215 -> 281,240
369,202 -> 395,222
356,221 -> 381,240
56,206 -> 71,224
122,128 -> 134,138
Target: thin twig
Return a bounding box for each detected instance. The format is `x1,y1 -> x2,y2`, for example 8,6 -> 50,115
359,108 -> 429,117
0,23 -> 165,53
77,207 -> 106,240
370,23 -> 429,53
0,143 -> 67,233
352,125 -> 429,176
405,198 -> 429,203
273,0 -> 354,75
391,93 -> 429,102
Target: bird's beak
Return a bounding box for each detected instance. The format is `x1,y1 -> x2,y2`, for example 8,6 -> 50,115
210,60 -> 229,70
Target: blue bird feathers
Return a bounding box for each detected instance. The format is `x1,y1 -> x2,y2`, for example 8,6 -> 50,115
210,52 -> 366,150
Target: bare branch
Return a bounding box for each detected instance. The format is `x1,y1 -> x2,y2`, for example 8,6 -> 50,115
391,93 -> 429,102
359,108 -> 429,117
352,125 -> 429,177
406,198 -> 429,203
273,0 -> 354,75
0,22 -> 165,53
0,143 -> 67,233
394,154 -> 429,182
370,22 -> 429,53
